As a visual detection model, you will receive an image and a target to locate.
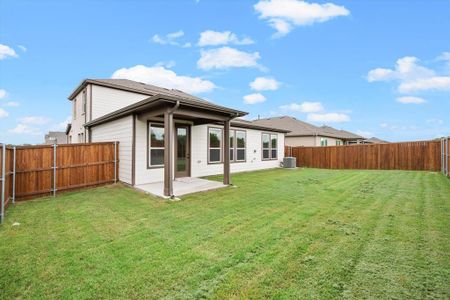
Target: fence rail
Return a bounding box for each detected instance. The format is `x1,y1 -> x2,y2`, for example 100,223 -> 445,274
285,139 -> 446,173
0,142 -> 119,223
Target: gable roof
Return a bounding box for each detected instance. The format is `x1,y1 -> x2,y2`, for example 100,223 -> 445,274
252,116 -> 364,140
319,125 -> 363,140
70,79 -> 247,119
365,137 -> 389,144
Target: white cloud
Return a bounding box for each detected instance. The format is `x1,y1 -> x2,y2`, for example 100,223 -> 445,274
3,101 -> 19,107
9,124 -> 41,135
155,60 -> 176,68
279,101 -> 323,113
20,116 -> 51,125
396,96 -> 426,104
57,116 -> 72,130
18,45 -> 27,52
243,93 -> 266,104
197,47 -> 261,70
250,77 -> 279,91
427,118 -> 444,125
112,65 -> 216,94
0,108 -> 8,118
0,44 -> 18,60
254,0 -> 350,37
398,77 -> 450,93
152,30 -> 191,47
198,30 -> 254,46
307,112 -> 350,123
367,56 -> 450,93
437,52 -> 450,61
0,89 -> 7,99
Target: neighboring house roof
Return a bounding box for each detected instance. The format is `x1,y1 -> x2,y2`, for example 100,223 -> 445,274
252,116 -> 363,140
364,137 -> 389,144
319,126 -> 364,140
231,118 -> 290,133
252,116 -> 320,137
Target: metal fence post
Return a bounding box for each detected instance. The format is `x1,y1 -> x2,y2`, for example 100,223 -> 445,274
114,141 -> 117,183
12,146 -> 16,204
53,144 -> 57,197
444,137 -> 450,176
1,144 -> 5,224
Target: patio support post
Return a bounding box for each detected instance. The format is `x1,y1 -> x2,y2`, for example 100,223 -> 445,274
223,119 -> 231,185
164,110 -> 173,197
163,101 -> 180,197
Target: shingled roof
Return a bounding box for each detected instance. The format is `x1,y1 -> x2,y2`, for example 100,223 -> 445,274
252,116 -> 364,140
69,78 -> 247,120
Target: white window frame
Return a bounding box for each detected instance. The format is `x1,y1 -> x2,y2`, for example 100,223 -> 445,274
320,138 -> 328,146
208,127 -> 223,164
82,90 -> 87,115
270,134 -> 278,160
148,123 -> 165,168
235,130 -> 246,162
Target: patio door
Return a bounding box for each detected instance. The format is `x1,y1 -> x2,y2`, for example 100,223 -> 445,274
175,125 -> 190,178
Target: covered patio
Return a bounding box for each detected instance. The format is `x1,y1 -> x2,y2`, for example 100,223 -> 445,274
136,177 -> 228,198
85,92 -> 248,197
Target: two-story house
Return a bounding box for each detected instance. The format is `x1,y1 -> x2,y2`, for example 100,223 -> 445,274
67,79 -> 288,197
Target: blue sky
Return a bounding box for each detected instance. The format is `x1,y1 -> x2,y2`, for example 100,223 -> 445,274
1,0 -> 449,144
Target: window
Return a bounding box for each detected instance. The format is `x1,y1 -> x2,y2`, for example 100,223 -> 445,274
262,133 -> 270,160
262,133 -> 277,160
271,134 -> 277,159
208,127 -> 222,163
236,130 -> 246,161
320,138 -> 328,146
73,99 -> 77,119
229,130 -> 234,162
82,90 -> 87,115
336,140 -> 342,146
148,123 -> 164,167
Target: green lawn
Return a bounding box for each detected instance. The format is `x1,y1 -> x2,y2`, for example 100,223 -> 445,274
1,169 -> 449,299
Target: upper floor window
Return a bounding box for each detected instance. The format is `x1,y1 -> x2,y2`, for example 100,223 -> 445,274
82,90 -> 87,115
73,99 -> 77,119
262,133 -> 278,160
208,127 -> 222,163
148,123 -> 164,167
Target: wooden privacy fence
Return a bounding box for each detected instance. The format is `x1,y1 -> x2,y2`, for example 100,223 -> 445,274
285,139 -> 446,172
0,142 -> 119,223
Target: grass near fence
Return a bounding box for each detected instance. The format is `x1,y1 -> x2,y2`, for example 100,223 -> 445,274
0,168 -> 449,299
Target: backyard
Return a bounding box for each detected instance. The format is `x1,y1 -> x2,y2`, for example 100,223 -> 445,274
0,168 -> 449,299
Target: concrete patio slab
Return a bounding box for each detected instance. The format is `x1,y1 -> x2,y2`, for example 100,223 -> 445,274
136,177 -> 227,198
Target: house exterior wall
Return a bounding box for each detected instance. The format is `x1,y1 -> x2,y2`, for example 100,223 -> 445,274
285,136 -> 317,147
91,85 -> 148,120
69,84 -> 92,143
286,135 -> 344,147
132,121 -> 285,184
90,115 -> 133,184
190,124 -> 284,178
